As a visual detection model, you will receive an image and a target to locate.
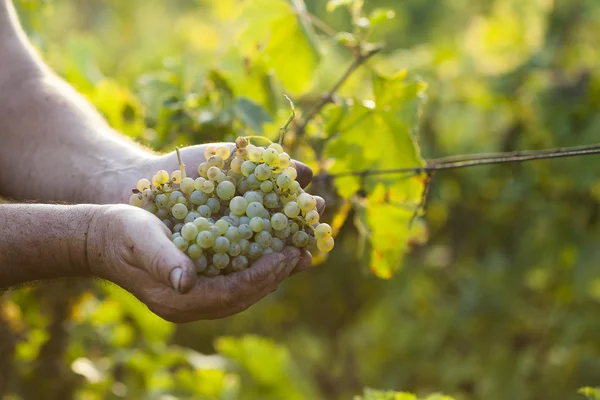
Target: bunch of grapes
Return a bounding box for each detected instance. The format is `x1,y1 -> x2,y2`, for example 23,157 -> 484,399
128,137 -> 334,277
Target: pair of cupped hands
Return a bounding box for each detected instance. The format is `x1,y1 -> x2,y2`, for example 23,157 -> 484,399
90,144 -> 324,323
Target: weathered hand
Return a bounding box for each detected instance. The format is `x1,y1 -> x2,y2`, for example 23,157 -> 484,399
86,204 -> 313,323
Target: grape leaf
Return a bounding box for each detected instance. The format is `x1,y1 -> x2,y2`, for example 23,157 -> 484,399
234,97 -> 273,133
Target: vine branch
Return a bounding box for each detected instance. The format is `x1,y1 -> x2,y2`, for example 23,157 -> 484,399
313,143 -> 600,180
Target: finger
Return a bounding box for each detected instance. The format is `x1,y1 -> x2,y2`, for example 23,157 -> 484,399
314,195 -> 326,214
290,249 -> 312,276
293,160 -> 313,188
132,224 -> 197,294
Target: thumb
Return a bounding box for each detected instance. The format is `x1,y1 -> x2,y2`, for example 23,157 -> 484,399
132,223 -> 197,294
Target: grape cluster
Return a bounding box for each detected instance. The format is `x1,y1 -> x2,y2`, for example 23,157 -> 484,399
128,137 -> 334,277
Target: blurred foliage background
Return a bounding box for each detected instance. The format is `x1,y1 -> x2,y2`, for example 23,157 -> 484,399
3,0 -> 600,399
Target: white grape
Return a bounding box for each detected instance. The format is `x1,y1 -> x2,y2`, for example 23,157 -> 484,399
157,208 -> 169,219
181,223 -> 199,241
246,202 -> 265,218
213,253 -> 230,269
197,205 -> 212,218
239,239 -> 250,254
194,255 -> 208,272
305,210 -> 319,225
247,145 -> 263,162
230,157 -> 243,173
260,180 -> 274,193
194,177 -> 206,190
155,170 -> 169,185
268,143 -> 284,154
278,153 -> 291,169
180,177 -> 195,194
169,191 -> 183,206
255,231 -> 272,248
204,145 -> 218,159
282,167 -> 297,181
228,242 -> 241,257
129,193 -> 143,207
249,217 -> 264,233
171,170 -> 182,184
298,193 -> 317,212
247,174 -> 260,190
171,203 -> 188,220
283,201 -> 300,218
136,178 -> 151,192
173,236 -> 188,252
216,181 -> 235,200
264,192 -> 280,209
254,164 -> 271,180
276,174 -> 291,189
216,146 -> 231,159
187,244 -> 203,259
243,191 -> 263,204
238,224 -> 253,239
271,237 -> 284,252
213,236 -> 230,253
207,155 -> 224,169
230,196 -> 248,216
209,225 -> 221,239
155,193 -> 168,208
315,223 -> 332,240
191,190 -> 208,205
207,198 -> 220,214
201,180 -> 214,194
241,161 -> 256,177
292,231 -> 309,247
194,217 -> 211,231
215,219 -> 229,235
317,236 -> 334,252
225,226 -> 241,242
262,148 -> 279,165
248,242 -> 263,260
196,231 -> 214,248
270,213 -> 288,231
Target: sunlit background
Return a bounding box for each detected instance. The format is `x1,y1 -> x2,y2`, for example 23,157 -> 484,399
3,0 -> 600,399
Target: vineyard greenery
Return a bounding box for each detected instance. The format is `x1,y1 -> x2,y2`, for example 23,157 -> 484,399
3,0 -> 600,399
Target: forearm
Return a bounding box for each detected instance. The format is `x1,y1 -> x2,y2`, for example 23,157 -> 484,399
0,0 -> 155,204
0,203 -> 98,289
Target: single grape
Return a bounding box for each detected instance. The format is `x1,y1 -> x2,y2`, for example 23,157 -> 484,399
204,145 -> 218,159
209,225 -> 222,239
136,178 -> 151,192
155,193 -> 168,208
282,167 -> 297,181
180,177 -> 195,194
204,265 -> 221,277
271,237 -> 284,252
162,219 -> 174,230
289,221 -> 300,234
216,181 -> 236,200
215,219 -> 229,235
239,239 -> 250,254
181,222 -> 199,241
172,203 -> 188,220
155,170 -> 169,185
214,171 -> 226,184
216,146 -> 231,159
255,231 -> 272,248
269,143 -> 284,154
241,161 -> 256,177
228,242 -> 241,257
129,193 -> 143,207
276,174 -> 291,189
197,205 -> 212,218
142,188 -> 154,201
198,162 -> 209,177
248,242 -> 263,260
271,213 -> 288,231
247,145 -> 263,162
207,198 -> 221,214
207,166 -> 220,181
298,193 -> 317,212
171,170 -> 182,184
290,181 -> 302,194
305,210 -> 319,224
231,255 -> 249,271
236,147 -> 248,160
176,197 -> 187,205
228,214 -> 240,226
236,137 -> 248,148
278,153 -> 291,169
238,224 -> 253,239
254,164 -> 272,180
171,232 -> 181,241
230,196 -> 248,216
201,180 -> 215,194
274,226 -> 291,240
239,216 -> 250,225
213,236 -> 231,253
264,192 -> 280,209
284,201 -> 301,218
194,177 -> 206,190
157,208 -> 169,219
262,148 -> 279,166
187,244 -> 203,259
249,217 -> 265,233
230,157 -> 243,173
225,175 -> 237,186
173,223 -> 184,233
260,180 -> 274,193
152,175 -> 160,188
169,191 -> 183,206
225,226 -> 241,242
191,190 -> 208,206
243,191 -> 263,204
144,203 -> 158,214
315,223 -> 332,240
213,253 -> 230,269
173,236 -> 188,252
292,231 -> 309,247
246,202 -> 265,218
196,231 -> 214,248
247,174 -> 260,190
237,178 -> 250,194
194,255 -> 208,272
194,217 -> 211,231
207,155 -> 224,169
317,236 -> 335,252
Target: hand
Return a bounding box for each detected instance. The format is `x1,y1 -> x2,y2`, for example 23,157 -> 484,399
87,204 -> 313,323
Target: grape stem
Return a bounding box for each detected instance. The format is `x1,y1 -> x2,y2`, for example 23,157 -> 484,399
279,95 -> 296,145
175,147 -> 192,208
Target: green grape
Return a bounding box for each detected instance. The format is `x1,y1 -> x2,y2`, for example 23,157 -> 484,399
317,236 -> 335,252
249,217 -> 265,232
225,226 -> 240,242
271,237 -> 284,252
298,193 -> 317,212
204,265 -> 220,277
214,171 -> 226,183
247,174 -> 260,190
228,242 -> 241,257
136,178 -> 151,192
239,239 -> 250,254
289,222 -> 300,234
268,143 -> 284,154
237,178 -> 250,194
247,145 -> 263,162
207,198 -> 221,214
270,213 -> 288,231
209,225 -> 221,238
207,166 -> 220,181
292,231 -> 309,247
194,177 -> 206,190
157,208 -> 169,219
241,161 -> 256,177
236,147 -> 248,160
215,219 -> 229,235
229,196 -> 248,216
201,180 -> 214,194
191,190 -> 208,205
254,164 -> 272,180
187,244 -> 203,259
142,189 -> 154,202
207,155 -> 224,169
282,167 -> 297,181
239,216 -> 250,225
216,146 -> 231,159
305,210 -> 319,224
260,180 -> 274,193
162,219 -> 174,230
226,175 -> 237,186
194,255 -> 208,272
172,170 -> 182,184
274,226 -> 291,240
129,193 -> 143,207
264,192 -> 280,209
180,177 -> 195,194
246,202 -> 265,218
228,214 -> 240,226
181,223 -> 199,241
231,255 -> 249,271
196,231 -> 214,248
155,170 -> 169,185
194,217 -> 211,231
197,205 -> 212,218
315,223 -> 332,240
284,201 -> 301,218
231,157 -> 243,173
262,148 -> 279,165
290,181 -> 302,194
244,191 -> 263,204
144,203 -> 158,214
248,243 -> 263,260
173,223 -> 184,233
213,236 -> 230,253
213,253 -> 230,269
235,137 -> 248,148
204,145 -> 218,159
262,218 -> 273,234
238,224 -> 253,239
198,162 -> 209,177
216,181 -> 235,200
172,236 -> 188,252
171,232 -> 181,241
278,153 -> 291,169
176,196 -> 187,205
169,191 -> 183,206
152,175 -> 160,188
172,203 -> 188,220
155,193 -> 168,208
276,174 -> 291,189
255,231 -> 272,248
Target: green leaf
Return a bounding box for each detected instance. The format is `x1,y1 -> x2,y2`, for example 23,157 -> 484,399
234,97 -> 273,133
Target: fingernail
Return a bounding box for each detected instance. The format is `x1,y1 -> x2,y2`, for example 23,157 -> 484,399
169,267 -> 182,292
